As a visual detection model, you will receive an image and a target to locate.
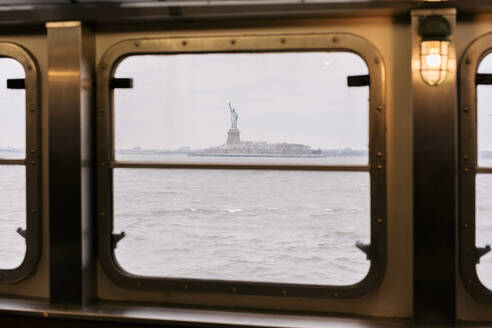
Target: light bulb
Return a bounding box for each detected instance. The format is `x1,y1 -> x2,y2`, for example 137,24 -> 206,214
426,54 -> 441,67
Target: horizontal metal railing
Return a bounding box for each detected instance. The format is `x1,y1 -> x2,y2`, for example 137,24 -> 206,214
111,161 -> 370,172
0,159 -> 25,165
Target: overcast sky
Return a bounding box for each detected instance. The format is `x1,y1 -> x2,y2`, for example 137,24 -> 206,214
113,52 -> 369,150
1,52 -> 491,151
477,54 -> 492,153
0,58 -> 25,149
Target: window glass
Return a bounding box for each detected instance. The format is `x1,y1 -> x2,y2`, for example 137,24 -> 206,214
114,53 -> 369,166
475,53 -> 492,289
477,54 -> 492,168
0,57 -> 26,269
114,169 -> 370,285
112,52 -> 372,286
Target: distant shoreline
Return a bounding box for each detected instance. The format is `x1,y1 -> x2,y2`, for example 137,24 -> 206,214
189,153 -> 327,158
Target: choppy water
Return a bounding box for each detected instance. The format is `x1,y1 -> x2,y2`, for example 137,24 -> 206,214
1,152 -> 492,288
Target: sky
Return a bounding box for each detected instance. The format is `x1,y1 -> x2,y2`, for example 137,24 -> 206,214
1,52 -> 491,151
477,54 -> 492,153
113,52 -> 370,150
0,58 -> 25,149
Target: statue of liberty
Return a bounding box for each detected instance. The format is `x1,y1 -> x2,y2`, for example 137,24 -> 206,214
229,103 -> 238,129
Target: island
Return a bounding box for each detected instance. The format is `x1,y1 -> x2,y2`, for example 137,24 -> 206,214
194,103 -> 324,158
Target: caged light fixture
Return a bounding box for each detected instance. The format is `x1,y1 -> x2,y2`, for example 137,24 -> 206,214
418,15 -> 451,86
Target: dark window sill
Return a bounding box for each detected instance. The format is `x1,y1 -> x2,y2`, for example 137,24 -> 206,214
0,297 -> 409,328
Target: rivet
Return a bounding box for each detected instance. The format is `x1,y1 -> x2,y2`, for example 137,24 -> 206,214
100,162 -> 105,167
468,279 -> 473,283
377,105 -> 383,111
230,40 -> 236,45
29,106 -> 35,112
280,38 -> 286,44
377,152 -> 383,158
232,287 -> 237,293
27,64 -> 32,70
377,164 -> 383,169
332,36 -> 339,43
465,58 -> 471,65
137,282 -> 141,288
182,40 -> 187,46
333,292 -> 339,297
377,218 -> 383,223
99,107 -> 104,113
464,154 -> 469,160
464,106 -> 469,112
282,289 -> 287,296
31,161 -> 36,165
31,149 -> 35,154
464,223 -> 469,229
184,284 -> 188,290
374,58 -> 380,64
31,208 -> 36,213
100,63 -> 107,70
134,41 -> 140,47
464,168 -> 470,173
374,272 -> 379,277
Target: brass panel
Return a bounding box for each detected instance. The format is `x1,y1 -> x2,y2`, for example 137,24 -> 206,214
47,21 -> 95,305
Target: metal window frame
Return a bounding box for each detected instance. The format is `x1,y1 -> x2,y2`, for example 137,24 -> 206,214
0,42 -> 41,284
97,33 -> 386,302
460,32 -> 492,303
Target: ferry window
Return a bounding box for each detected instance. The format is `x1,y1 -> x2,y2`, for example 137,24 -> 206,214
0,45 -> 40,283
475,53 -> 492,288
0,58 -> 27,269
99,34 -> 386,302
460,34 -> 492,303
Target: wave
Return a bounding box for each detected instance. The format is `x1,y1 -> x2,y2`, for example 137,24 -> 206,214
225,208 -> 242,213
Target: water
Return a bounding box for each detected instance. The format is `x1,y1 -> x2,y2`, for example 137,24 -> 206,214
1,152 -> 492,288
0,163 -> 26,269
113,165 -> 370,285
476,158 -> 492,288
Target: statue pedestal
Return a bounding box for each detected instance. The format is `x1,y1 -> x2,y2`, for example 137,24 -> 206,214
226,129 -> 241,145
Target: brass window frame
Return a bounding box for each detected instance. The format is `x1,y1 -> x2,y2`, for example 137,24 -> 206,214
97,33 -> 387,304
460,32 -> 492,302
0,42 -> 41,284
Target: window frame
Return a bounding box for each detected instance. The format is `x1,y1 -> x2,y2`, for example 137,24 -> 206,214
460,32 -> 492,303
0,42 -> 41,283
97,33 -> 386,302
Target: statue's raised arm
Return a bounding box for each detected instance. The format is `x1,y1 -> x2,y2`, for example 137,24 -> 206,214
229,102 -> 238,129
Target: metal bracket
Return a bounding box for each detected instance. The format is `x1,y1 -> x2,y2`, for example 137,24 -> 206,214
476,73 -> 492,85
111,231 -> 126,249
355,241 -> 371,260
110,78 -> 133,89
16,227 -> 26,241
476,244 -> 491,264
347,75 -> 370,87
7,78 -> 25,89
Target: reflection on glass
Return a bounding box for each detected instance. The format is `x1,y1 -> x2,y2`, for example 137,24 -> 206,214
0,165 -> 26,269
113,168 -> 370,285
477,54 -> 492,167
114,52 -> 369,165
0,58 -> 26,160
